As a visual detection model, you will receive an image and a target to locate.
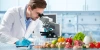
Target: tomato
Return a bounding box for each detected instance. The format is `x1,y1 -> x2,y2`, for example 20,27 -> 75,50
96,42 -> 100,48
89,42 -> 96,48
66,38 -> 73,45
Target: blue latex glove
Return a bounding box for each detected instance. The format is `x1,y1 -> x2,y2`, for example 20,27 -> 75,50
15,38 -> 31,47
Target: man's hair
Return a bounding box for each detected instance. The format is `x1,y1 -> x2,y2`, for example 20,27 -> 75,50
28,0 -> 47,10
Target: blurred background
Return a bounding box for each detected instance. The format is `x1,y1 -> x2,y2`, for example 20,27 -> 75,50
0,0 -> 100,41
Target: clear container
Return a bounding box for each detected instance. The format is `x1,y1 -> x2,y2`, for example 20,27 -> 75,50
39,36 -> 46,45
33,36 -> 46,46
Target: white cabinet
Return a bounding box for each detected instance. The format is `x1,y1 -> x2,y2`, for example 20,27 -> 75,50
66,0 -> 100,11
48,0 -> 67,11
66,0 -> 85,11
0,0 -> 100,11
86,0 -> 100,11
78,16 -> 100,24
0,0 -> 18,11
62,15 -> 77,33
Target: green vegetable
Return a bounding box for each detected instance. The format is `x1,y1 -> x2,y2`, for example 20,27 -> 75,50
73,32 -> 85,41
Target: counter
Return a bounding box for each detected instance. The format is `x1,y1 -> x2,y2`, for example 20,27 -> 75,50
1,45 -> 100,50
0,42 -> 100,50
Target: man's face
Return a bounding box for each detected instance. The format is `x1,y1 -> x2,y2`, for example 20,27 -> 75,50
29,8 -> 44,21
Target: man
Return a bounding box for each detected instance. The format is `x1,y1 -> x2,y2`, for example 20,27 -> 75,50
0,0 -> 47,44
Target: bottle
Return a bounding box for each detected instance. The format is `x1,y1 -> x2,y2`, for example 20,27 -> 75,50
33,36 -> 39,46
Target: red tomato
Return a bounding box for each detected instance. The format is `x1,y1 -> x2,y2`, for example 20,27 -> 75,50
89,42 -> 96,48
96,42 -> 100,48
66,38 -> 73,45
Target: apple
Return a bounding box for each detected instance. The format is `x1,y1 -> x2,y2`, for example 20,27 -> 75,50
52,40 -> 57,44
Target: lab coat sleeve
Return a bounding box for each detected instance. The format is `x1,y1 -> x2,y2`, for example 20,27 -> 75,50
0,33 -> 18,44
0,8 -> 18,44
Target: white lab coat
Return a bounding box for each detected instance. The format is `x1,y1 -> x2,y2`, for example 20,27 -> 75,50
0,6 -> 43,44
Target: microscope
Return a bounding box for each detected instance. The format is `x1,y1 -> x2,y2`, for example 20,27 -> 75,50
40,15 -> 61,38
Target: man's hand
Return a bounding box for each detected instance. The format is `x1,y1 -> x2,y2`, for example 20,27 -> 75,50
15,38 -> 32,47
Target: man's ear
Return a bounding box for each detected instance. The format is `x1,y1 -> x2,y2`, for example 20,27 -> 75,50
27,6 -> 32,11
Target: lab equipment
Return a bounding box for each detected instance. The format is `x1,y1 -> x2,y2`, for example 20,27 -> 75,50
40,15 -> 61,37
40,14 -> 61,43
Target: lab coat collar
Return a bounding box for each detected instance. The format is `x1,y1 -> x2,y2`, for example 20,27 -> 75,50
19,6 -> 26,31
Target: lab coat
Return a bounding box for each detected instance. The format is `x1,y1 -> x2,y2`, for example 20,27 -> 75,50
0,6 -> 43,44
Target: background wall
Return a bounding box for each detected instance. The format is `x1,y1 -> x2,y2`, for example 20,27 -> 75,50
0,0 -> 100,41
